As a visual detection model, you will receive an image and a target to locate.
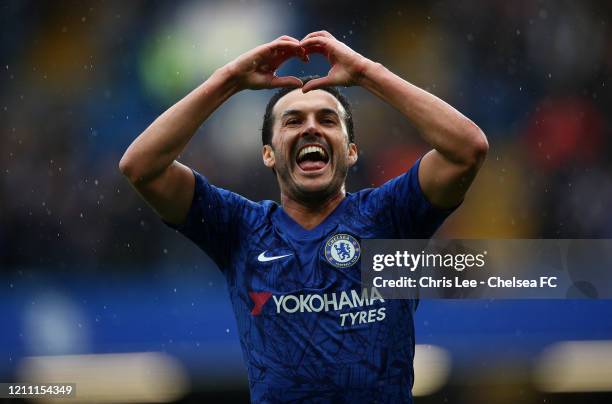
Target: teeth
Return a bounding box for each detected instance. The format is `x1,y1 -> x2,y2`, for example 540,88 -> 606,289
298,145 -> 326,160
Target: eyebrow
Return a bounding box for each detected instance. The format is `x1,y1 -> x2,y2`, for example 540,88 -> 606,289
280,108 -> 341,119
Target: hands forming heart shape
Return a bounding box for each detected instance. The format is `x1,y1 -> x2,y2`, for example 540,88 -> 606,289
228,31 -> 371,92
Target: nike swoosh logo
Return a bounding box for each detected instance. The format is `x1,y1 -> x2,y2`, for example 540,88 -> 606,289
257,251 -> 293,262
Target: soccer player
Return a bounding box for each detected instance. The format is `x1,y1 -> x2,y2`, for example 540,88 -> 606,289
120,32 -> 487,403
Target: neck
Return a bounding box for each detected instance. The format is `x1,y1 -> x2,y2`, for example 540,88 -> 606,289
281,187 -> 346,230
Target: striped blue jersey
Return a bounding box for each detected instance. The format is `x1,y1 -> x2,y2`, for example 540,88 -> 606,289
166,158 -> 455,403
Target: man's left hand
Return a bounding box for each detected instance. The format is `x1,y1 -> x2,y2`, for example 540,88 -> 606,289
300,31 -> 372,92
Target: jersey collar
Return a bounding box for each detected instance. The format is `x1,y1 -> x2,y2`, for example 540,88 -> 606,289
272,193 -> 352,239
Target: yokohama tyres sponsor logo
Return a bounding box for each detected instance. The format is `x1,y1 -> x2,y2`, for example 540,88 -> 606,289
249,288 -> 387,327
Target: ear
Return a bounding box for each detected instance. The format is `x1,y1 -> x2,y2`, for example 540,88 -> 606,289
347,143 -> 358,167
262,145 -> 275,168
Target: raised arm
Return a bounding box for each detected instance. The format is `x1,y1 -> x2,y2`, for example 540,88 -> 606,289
300,31 -> 488,209
119,36 -> 306,224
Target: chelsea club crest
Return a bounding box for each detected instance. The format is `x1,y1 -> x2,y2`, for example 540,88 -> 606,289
324,234 -> 361,268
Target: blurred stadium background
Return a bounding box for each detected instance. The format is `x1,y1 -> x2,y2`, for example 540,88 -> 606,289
1,0 -> 612,402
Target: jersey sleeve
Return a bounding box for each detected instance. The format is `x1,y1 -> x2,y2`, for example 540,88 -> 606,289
163,169 -> 251,272
362,157 -> 459,238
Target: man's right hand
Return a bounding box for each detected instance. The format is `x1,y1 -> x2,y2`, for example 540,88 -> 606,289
120,35 -> 308,225
226,35 -> 307,90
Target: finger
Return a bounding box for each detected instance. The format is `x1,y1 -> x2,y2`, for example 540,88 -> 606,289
269,41 -> 306,60
302,30 -> 335,41
273,44 -> 310,65
301,38 -> 330,58
270,75 -> 303,89
274,35 -> 300,44
301,76 -> 333,93
290,46 -> 310,63
270,40 -> 304,54
302,44 -> 326,57
272,40 -> 303,49
266,44 -> 308,72
300,36 -> 330,50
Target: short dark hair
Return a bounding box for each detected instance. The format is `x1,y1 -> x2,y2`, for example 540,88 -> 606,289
261,75 -> 355,146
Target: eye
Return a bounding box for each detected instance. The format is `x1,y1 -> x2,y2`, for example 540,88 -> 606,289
285,118 -> 301,126
321,118 -> 336,125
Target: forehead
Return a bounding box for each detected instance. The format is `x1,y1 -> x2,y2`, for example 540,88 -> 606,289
272,89 -> 346,119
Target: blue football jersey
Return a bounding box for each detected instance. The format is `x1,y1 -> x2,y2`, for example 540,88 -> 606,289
166,158 -> 456,403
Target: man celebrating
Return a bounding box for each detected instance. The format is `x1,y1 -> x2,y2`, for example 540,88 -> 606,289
120,32 -> 487,403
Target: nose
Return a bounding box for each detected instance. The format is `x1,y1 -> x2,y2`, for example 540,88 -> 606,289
300,116 -> 322,138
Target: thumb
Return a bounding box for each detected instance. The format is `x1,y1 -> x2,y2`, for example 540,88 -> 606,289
301,76 -> 333,93
270,75 -> 303,89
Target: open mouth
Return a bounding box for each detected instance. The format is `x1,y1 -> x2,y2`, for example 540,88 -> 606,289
295,144 -> 330,172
